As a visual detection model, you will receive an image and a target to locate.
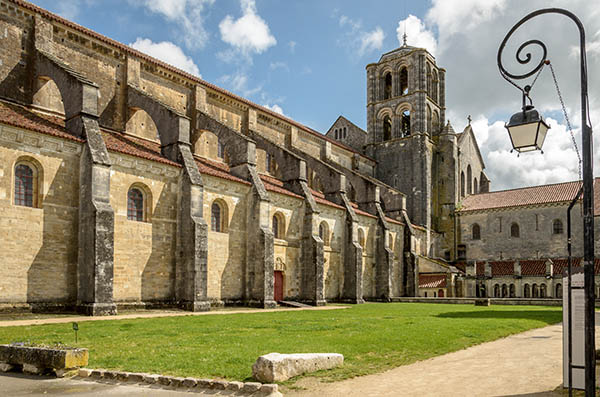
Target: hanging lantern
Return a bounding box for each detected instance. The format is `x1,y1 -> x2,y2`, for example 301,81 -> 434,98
505,104 -> 550,153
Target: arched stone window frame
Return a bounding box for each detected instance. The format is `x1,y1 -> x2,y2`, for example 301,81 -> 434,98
398,65 -> 409,95
319,221 -> 331,246
127,183 -> 152,222
556,283 -> 562,298
13,157 -> 43,208
467,165 -> 472,195
432,69 -> 439,103
432,110 -> 440,135
426,63 -> 433,98
272,212 -> 286,239
358,227 -> 366,250
552,219 -> 564,235
472,223 -> 481,240
395,103 -> 412,138
509,284 -> 516,298
494,284 -> 500,298
502,284 -> 508,298
510,222 -> 520,238
377,107 -> 394,142
380,66 -> 393,100
524,283 -> 531,298
474,177 -> 478,194
460,171 -> 465,197
426,105 -> 432,135
540,283 -> 547,298
210,198 -> 229,233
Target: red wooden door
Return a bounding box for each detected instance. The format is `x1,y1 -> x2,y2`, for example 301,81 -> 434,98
274,271 -> 284,301
438,289 -> 445,297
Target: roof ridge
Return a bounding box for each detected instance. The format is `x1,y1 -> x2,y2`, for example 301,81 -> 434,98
8,0 -> 375,163
480,179 -> 586,195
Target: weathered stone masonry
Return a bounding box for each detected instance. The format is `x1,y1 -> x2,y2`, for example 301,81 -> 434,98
0,0 -> 419,313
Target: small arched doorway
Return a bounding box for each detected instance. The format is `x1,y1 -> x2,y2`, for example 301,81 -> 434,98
438,289 -> 445,297
274,257 -> 286,302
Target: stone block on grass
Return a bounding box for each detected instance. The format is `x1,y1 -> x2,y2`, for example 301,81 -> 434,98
253,353 -> 344,382
0,363 -> 15,372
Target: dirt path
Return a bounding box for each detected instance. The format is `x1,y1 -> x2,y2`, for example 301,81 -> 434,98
0,306 -> 348,328
287,323 -> 584,397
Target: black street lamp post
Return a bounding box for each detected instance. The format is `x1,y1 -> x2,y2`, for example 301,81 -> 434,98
497,8 -> 595,395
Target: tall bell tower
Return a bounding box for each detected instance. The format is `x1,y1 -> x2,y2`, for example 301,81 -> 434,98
365,41 -> 446,234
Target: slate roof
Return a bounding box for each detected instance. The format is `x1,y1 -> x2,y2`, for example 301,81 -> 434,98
419,274 -> 447,289
459,179 -> 600,215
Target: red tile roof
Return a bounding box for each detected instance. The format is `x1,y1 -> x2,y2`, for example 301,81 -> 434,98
520,260 -> 547,276
490,261 -> 514,276
454,262 -> 466,273
419,274 -> 447,289
9,0 -> 375,164
194,157 -> 250,185
459,180 -> 600,215
0,101 -> 82,142
310,189 -> 346,210
476,263 -> 485,276
349,202 -> 377,219
259,174 -> 302,199
102,132 -> 180,167
551,258 -> 582,276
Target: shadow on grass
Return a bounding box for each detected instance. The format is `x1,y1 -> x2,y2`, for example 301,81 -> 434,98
436,310 -> 562,325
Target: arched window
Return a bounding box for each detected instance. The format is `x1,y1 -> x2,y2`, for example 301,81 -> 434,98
426,64 -> 432,98
540,284 -> 547,298
432,70 -> 439,103
272,213 -> 285,239
494,284 -> 499,298
509,284 -> 516,298
460,172 -> 465,197
424,292 -> 428,297
556,283 -> 562,298
14,163 -> 36,208
502,284 -> 508,298
532,284 -> 539,298
401,110 -> 410,137
343,127 -> 347,138
480,284 -> 487,297
432,111 -> 440,135
127,187 -> 145,221
472,224 -> 481,240
358,228 -> 366,249
211,200 -> 228,232
427,106 -> 432,134
384,72 -> 392,100
383,116 -> 392,141
474,178 -> 478,194
553,219 -> 564,235
524,284 -> 531,298
467,165 -> 472,195
399,67 -> 408,95
319,221 -> 330,246
510,223 -> 520,238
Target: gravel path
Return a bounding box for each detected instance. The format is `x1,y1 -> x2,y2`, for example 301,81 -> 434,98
287,323 -> 584,397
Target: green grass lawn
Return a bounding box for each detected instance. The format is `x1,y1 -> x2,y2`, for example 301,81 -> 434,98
0,303 -> 561,382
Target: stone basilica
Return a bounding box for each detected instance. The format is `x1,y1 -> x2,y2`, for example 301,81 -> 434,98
0,0 -> 598,315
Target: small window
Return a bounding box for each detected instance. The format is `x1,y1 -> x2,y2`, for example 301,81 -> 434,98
127,188 -> 145,221
343,127 -> 347,139
217,141 -> 225,159
524,284 -> 531,298
383,72 -> 392,100
510,223 -> 520,238
383,116 -> 392,141
400,67 -> 408,95
457,244 -> 466,260
552,219 -> 563,235
211,200 -> 228,232
272,213 -> 285,239
14,163 -> 36,207
319,221 -> 330,246
460,172 -> 465,197
472,224 -> 481,240
401,110 -> 411,137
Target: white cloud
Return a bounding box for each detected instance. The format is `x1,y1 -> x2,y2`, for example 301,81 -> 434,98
219,0 -> 276,58
218,72 -> 262,97
359,28 -> 385,56
269,61 -> 288,71
288,41 -> 297,53
396,15 -> 437,55
337,15 -> 385,57
264,104 -> 284,115
129,38 -> 201,77
130,0 -> 214,49
413,0 -> 600,190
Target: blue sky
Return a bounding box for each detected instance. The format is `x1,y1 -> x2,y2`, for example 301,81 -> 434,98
28,0 -> 600,191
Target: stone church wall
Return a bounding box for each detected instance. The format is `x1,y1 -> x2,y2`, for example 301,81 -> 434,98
109,153 -> 179,303
0,125 -> 81,305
